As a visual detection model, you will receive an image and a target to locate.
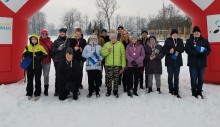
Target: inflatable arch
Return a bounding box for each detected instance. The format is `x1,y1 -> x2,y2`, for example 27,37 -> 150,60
0,0 -> 220,84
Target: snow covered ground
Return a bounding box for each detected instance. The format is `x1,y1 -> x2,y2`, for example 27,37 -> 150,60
0,36 -> 220,127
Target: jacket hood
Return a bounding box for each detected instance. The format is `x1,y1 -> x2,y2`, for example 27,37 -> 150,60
29,34 -> 39,45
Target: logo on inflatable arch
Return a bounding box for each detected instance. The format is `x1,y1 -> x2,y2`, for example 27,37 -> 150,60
0,0 -> 29,13
0,17 -> 13,44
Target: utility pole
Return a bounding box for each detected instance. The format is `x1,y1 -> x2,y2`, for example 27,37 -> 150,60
162,0 -> 165,40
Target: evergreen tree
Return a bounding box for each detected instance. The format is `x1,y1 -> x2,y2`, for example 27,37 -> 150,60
86,22 -> 93,35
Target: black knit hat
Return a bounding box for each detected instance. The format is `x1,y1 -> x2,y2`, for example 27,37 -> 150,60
59,28 -> 67,33
117,25 -> 124,30
101,29 -> 107,33
149,35 -> 157,40
170,29 -> 178,36
65,47 -> 74,55
193,26 -> 201,33
141,28 -> 148,34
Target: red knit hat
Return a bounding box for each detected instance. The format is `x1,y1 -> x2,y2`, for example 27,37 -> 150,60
40,29 -> 48,35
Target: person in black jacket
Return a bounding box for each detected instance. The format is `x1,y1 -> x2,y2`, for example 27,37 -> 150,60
163,29 -> 184,98
51,28 -> 68,96
22,34 -> 48,101
58,48 -> 80,100
145,35 -> 164,94
101,29 -> 110,43
138,28 -> 149,89
66,28 -> 87,89
185,26 -> 211,99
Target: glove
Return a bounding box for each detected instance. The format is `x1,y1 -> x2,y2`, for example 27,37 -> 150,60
171,51 -> 178,60
131,60 -> 138,67
171,54 -> 177,60
58,44 -> 64,51
196,46 -> 207,53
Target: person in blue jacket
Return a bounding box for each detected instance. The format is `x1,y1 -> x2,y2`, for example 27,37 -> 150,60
82,34 -> 103,98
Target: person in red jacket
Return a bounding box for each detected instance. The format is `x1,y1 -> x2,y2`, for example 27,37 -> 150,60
39,29 -> 53,96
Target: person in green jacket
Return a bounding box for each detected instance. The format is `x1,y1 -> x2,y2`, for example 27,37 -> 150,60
101,33 -> 126,98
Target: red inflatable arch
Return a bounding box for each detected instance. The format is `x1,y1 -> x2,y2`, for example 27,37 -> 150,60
0,0 -> 220,84
172,0 -> 220,84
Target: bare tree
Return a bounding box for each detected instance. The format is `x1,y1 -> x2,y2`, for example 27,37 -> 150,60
147,4 -> 191,30
62,8 -> 81,35
47,23 -> 56,36
28,11 -> 47,35
95,0 -> 119,31
83,14 -> 89,31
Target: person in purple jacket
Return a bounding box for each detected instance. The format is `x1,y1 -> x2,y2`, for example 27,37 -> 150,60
126,35 -> 145,97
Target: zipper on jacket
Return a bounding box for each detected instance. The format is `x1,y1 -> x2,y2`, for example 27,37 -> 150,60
112,44 -> 115,67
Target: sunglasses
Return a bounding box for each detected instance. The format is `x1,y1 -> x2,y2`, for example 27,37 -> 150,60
42,34 -> 48,36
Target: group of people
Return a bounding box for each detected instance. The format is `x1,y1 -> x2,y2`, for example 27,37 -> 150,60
22,25 -> 211,101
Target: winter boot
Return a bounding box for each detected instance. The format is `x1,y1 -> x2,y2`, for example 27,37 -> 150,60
27,96 -> 32,100
176,94 -> 181,99
148,87 -> 153,93
87,92 -> 93,98
54,92 -> 58,97
133,91 -> 139,96
169,91 -> 174,95
96,91 -> 100,98
73,93 -> 78,100
127,91 -> 132,97
106,90 -> 111,97
113,91 -> 119,98
157,88 -> 161,94
33,96 -> 40,101
44,84 -> 49,96
197,90 -> 204,99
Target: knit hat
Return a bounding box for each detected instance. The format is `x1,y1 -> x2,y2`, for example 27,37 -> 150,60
141,28 -> 148,34
130,35 -> 139,40
101,29 -> 107,33
117,25 -> 124,30
193,26 -> 201,33
109,33 -> 117,39
170,29 -> 178,36
59,28 -> 67,33
65,47 -> 74,55
90,34 -> 98,39
149,35 -> 157,40
40,29 -> 48,35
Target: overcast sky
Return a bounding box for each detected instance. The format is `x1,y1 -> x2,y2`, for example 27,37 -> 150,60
40,0 -> 177,27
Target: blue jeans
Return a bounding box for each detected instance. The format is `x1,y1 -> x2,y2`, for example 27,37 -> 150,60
189,67 -> 205,95
167,66 -> 180,94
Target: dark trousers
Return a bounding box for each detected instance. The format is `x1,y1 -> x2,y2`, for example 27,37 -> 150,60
54,62 -> 59,94
122,70 -> 128,91
139,66 -> 145,88
189,66 -> 205,95
78,60 -> 84,86
26,67 -> 42,96
127,67 -> 142,93
167,66 -> 180,94
59,82 -> 78,100
144,67 -> 149,88
87,70 -> 102,93
105,66 -> 121,92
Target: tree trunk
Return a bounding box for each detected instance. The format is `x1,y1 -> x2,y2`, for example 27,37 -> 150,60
108,18 -> 111,32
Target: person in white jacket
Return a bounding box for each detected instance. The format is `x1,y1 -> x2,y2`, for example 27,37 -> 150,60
82,34 -> 103,98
